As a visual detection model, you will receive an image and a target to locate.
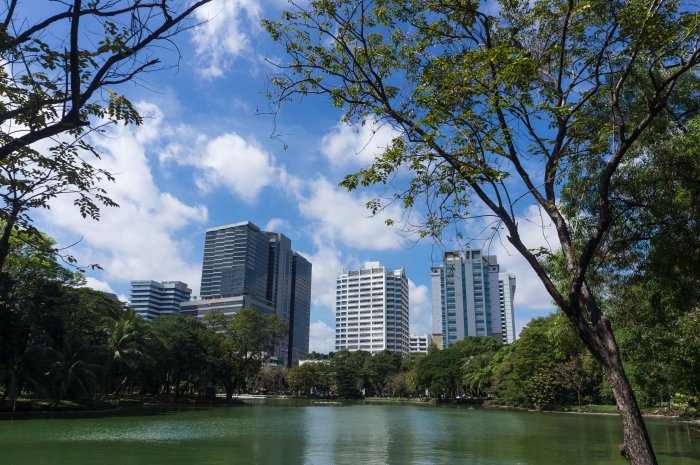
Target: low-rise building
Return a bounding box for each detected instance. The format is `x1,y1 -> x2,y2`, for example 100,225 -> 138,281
129,280 -> 191,320
409,334 -> 433,354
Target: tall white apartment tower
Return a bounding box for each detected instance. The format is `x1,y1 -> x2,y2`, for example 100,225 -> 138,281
498,273 -> 517,343
431,250 -> 515,348
335,261 -> 410,354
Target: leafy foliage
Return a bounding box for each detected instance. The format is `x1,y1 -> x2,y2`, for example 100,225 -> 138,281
0,0 -> 212,271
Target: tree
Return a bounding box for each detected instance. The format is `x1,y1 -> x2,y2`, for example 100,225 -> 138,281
363,350 -> 401,396
329,349 -> 370,398
150,314 -> 212,397
253,366 -> 288,394
0,230 -> 85,410
414,346 -> 462,398
265,1 -> 700,462
204,308 -> 287,399
0,0 -> 213,270
287,362 -> 329,396
100,307 -> 148,397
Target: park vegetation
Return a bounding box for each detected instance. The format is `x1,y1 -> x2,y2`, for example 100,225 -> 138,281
0,233 -> 288,412
2,230 -> 696,416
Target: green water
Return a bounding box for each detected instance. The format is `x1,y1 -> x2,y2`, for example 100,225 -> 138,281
0,402 -> 698,465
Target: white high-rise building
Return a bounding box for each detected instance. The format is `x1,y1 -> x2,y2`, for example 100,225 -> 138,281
431,250 -> 516,348
335,261 -> 410,354
498,273 -> 517,344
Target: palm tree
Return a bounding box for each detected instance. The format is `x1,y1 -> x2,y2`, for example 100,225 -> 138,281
47,337 -> 101,406
101,308 -> 146,397
462,354 -> 493,398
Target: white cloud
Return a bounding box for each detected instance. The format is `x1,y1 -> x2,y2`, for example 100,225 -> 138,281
309,320 -> 335,353
191,0 -> 262,78
299,239 -> 354,312
264,217 -> 291,234
194,133 -> 280,202
321,117 -> 400,169
296,177 -> 404,250
37,103 -> 208,296
162,132 -> 281,204
409,279 -> 431,336
82,277 -> 116,294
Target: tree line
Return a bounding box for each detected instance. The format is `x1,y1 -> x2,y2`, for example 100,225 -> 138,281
0,234 -> 287,412
1,240 -> 697,414
288,308 -> 699,412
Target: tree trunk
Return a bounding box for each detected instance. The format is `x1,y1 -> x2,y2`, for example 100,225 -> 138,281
597,327 -> 657,465
0,204 -> 19,273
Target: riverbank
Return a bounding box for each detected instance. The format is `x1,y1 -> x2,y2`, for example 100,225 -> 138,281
2,395 -> 697,424
0,396 -> 246,418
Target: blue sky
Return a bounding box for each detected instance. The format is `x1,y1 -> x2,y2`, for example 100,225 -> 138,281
35,0 -> 558,352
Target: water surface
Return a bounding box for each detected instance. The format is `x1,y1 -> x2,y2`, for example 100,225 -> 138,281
1,402 -> 698,465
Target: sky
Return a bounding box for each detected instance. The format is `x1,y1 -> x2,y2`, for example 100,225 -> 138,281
34,0 -> 558,353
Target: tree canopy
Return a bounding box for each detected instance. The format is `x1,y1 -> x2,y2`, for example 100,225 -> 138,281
0,0 -> 212,270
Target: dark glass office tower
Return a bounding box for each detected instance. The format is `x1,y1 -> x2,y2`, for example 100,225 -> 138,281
185,221 -> 312,366
266,232 -> 293,365
289,253 -> 312,366
200,222 -> 271,302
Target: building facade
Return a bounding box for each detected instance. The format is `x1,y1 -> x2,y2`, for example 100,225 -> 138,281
180,221 -> 312,367
335,261 -> 410,355
129,280 -> 192,320
289,253 -> 312,366
409,333 -> 433,354
498,273 -> 517,344
431,250 -> 516,348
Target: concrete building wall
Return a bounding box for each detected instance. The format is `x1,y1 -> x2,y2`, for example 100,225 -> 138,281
335,262 -> 410,355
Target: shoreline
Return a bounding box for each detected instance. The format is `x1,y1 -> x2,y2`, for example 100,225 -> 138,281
1,397 -> 697,424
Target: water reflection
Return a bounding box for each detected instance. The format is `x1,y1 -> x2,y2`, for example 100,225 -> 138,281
0,402 -> 698,465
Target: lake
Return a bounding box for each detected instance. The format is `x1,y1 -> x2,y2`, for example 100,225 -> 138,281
1,401 -> 698,464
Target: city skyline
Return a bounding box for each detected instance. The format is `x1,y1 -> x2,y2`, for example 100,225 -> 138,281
33,1 -> 559,353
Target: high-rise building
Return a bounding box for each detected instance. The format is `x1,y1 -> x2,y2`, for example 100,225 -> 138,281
266,232 -> 293,363
129,280 -> 192,320
498,273 -> 517,344
335,261 -> 409,355
289,253 -> 312,366
431,250 -> 516,348
180,221 -> 312,367
199,221 -> 271,305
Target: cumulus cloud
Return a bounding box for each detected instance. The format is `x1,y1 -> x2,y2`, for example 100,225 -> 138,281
409,279 -> 431,336
321,117 -> 401,169
309,320 -> 335,353
192,133 -> 280,202
287,176 -> 412,321
37,103 -> 208,295
191,0 -> 262,78
159,129 -> 283,204
82,277 -> 116,294
296,177 -> 405,251
298,239 -> 354,312
264,218 -> 291,234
